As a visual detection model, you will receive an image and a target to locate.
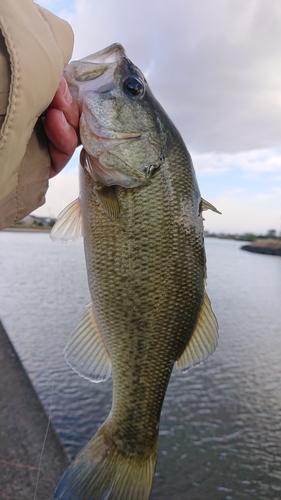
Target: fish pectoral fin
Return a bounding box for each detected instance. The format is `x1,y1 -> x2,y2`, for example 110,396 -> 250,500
176,291 -> 218,372
94,185 -> 120,221
50,198 -> 83,243
64,304 -> 112,383
201,198 -> 221,215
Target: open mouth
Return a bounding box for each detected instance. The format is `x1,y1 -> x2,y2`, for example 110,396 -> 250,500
64,43 -> 126,90
78,43 -> 126,65
81,109 -> 141,143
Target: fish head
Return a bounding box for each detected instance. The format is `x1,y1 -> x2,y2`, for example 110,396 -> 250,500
64,43 -> 167,188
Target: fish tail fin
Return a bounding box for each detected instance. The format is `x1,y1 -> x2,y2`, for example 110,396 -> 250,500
54,421 -> 158,500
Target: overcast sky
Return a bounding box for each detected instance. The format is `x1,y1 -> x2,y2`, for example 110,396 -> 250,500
35,0 -> 281,234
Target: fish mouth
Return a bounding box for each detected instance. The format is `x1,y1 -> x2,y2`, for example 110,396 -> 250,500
91,129 -> 141,142
78,43 -> 125,65
63,43 -> 125,94
81,109 -> 141,144
64,44 -> 142,143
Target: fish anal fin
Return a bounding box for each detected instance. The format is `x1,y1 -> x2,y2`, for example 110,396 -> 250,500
201,198 -> 221,215
94,185 -> 120,221
54,420 -> 157,500
50,198 -> 83,243
64,304 -> 111,383
176,291 -> 218,372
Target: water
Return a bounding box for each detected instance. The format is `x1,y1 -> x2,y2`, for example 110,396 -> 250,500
0,232 -> 281,499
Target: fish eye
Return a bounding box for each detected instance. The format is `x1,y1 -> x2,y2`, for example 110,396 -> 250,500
123,77 -> 144,98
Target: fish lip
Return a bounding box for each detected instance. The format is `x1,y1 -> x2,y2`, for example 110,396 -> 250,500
79,43 -> 126,64
91,129 -> 141,142
63,44 -> 126,101
82,112 -> 142,142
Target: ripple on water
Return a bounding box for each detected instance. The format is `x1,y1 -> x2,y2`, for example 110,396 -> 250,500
1,234 -> 281,499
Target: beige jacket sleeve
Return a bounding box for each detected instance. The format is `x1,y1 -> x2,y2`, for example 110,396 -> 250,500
0,1 -> 74,230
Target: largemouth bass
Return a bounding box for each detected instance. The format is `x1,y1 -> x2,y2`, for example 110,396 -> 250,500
51,43 -> 220,500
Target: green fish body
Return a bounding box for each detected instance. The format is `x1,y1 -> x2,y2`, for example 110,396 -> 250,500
51,43 -> 219,500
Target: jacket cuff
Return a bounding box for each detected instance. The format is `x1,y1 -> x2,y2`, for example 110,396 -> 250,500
0,1 -> 74,229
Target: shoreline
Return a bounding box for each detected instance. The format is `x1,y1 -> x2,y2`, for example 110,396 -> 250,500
0,320 -> 70,499
241,244 -> 281,256
3,227 -> 51,233
241,239 -> 281,257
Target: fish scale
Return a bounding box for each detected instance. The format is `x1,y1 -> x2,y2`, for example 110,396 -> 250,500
80,137 -> 203,454
51,43 -> 219,500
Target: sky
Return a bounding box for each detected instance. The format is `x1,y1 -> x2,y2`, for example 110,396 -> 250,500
34,0 -> 281,235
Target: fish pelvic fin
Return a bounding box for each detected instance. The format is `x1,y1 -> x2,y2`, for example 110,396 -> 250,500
54,421 -> 158,500
64,303 -> 112,383
94,185 -> 120,221
50,198 -> 83,243
176,291 -> 218,372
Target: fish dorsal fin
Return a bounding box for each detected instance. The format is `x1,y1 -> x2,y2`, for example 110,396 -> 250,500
94,185 -> 120,221
64,304 -> 112,383
176,292 -> 218,372
201,198 -> 221,215
50,198 -> 83,243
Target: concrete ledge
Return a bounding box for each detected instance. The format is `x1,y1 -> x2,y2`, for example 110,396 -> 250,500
0,320 -> 70,499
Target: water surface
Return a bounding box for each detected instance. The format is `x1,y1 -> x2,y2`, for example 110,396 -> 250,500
0,233 -> 280,499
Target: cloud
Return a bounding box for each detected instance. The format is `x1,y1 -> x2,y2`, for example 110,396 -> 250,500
37,0 -> 281,153
38,0 -> 75,13
34,0 -> 281,233
32,173 -> 79,219
33,154 -> 281,235
203,189 -> 281,235
193,148 -> 281,175
65,0 -> 281,154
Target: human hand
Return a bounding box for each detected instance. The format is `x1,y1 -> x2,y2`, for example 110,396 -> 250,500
43,77 -> 80,178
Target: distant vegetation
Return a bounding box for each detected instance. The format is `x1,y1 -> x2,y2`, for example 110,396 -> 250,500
8,215 -> 56,231
204,229 -> 281,244
7,217 -> 281,248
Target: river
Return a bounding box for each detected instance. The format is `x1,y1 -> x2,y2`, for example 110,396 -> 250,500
0,232 -> 280,499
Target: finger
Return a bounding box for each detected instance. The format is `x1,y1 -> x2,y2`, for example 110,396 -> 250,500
49,77 -> 80,135
44,108 -> 78,178
48,143 -> 74,178
44,107 -> 78,155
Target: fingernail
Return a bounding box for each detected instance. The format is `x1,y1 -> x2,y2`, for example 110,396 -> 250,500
62,77 -> 73,104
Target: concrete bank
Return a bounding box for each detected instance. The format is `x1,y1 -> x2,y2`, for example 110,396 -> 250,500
0,320 -> 70,500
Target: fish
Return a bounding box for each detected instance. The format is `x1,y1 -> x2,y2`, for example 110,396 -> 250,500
50,43 -> 220,500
